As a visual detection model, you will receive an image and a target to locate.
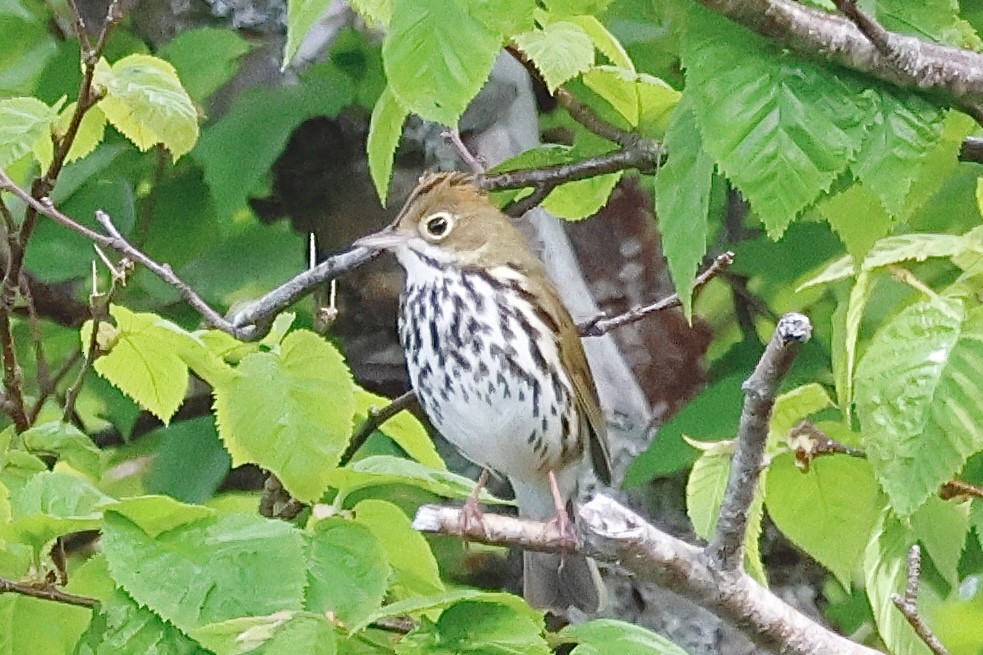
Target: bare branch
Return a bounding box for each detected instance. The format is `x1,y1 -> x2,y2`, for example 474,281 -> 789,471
707,312 -> 812,571
0,575 -> 98,609
342,390 -> 418,465
554,88 -> 638,150
414,496 -> 882,655
891,545 -> 951,655
578,252 -> 734,337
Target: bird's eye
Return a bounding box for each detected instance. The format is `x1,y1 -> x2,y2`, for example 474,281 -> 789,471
422,212 -> 454,240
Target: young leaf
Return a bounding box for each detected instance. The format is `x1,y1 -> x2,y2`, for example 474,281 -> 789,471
766,453 -> 881,587
34,102 -> 106,171
682,5 -> 873,237
0,96 -> 57,168
818,184 -> 894,262
101,510 -> 307,634
354,389 -> 445,470
560,619 -> 691,655
20,421 -> 103,479
685,449 -> 731,540
85,305 -> 201,423
654,98 -> 713,321
583,66 -> 678,130
838,270 -> 873,420
856,300 -> 983,516
768,383 -> 834,444
567,16 -> 634,71
191,611 -> 337,655
306,518 -> 389,626
93,54 -> 199,160
353,499 -> 445,598
513,21 -> 595,92
397,600 -> 549,655
367,86 -> 408,204
383,0 -> 501,126
214,330 -> 356,503
284,0 -> 336,67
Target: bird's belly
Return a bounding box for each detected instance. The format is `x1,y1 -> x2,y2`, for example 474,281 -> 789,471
399,275 -> 581,479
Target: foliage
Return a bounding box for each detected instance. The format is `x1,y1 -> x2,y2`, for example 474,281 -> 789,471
0,0 -> 982,653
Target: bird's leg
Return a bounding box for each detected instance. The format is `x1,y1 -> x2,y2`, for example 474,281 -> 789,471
547,470 -> 580,548
460,468 -> 490,538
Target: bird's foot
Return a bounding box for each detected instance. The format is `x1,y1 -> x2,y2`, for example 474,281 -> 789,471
547,470 -> 581,549
458,469 -> 491,541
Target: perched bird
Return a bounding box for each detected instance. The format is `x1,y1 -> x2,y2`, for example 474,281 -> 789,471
354,172 -> 611,613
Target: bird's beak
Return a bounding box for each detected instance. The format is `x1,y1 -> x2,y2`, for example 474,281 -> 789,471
352,227 -> 408,251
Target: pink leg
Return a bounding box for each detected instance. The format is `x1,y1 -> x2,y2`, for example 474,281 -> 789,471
547,470 -> 579,547
460,469 -> 490,537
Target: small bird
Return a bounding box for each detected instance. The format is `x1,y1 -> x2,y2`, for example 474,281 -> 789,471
354,171 -> 611,613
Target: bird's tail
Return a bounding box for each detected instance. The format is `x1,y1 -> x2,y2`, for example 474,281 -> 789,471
523,550 -> 605,613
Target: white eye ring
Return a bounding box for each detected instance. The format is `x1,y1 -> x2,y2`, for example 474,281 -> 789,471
420,211 -> 455,240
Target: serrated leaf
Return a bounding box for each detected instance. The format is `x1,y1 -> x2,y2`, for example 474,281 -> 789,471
583,66 -> 678,131
327,455 -> 510,505
21,421 -> 103,479
354,389 -> 445,470
284,0 -> 335,67
686,451 -> 731,540
397,600 -> 549,655
655,98 -> 713,321
744,480 -> 767,585
94,54 -> 199,160
2,471 -> 113,553
911,495 -> 969,588
682,5 -> 874,237
351,0 -> 391,26
864,510 -> 933,655
766,453 -> 881,587
0,96 -> 57,168
367,86 -> 407,204
214,330 -> 356,502
306,518 -> 389,626
513,21 -> 594,92
856,300 -> 983,516
192,611 -> 337,655
102,510 -> 307,634
839,270 -> 873,420
469,0 -> 536,34
382,0 -> 501,126
567,16 -> 633,71
818,184 -> 894,262
862,232 -> 983,271
77,588 -> 206,655
108,495 -> 216,538
561,619 -> 691,655
35,102 -> 106,171
353,499 -> 444,598
850,90 -> 945,217
86,305 -> 200,423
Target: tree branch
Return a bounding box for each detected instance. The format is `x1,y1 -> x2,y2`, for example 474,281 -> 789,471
707,312 -> 812,571
413,496 -> 880,655
891,545 -> 951,655
0,575 -> 98,609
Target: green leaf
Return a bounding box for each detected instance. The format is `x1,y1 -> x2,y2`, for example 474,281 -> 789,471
35,102 -> 107,171
682,5 -> 874,237
144,417 -> 232,504
397,600 -> 549,655
768,383 -> 833,444
862,231 -> 983,272
354,389 -> 444,469
356,590 -> 534,633
214,330 -> 356,502
86,305 -> 201,423
108,495 -> 216,538
766,453 -> 881,587
685,450 -> 731,540
583,67 -> 678,131
0,591 -> 93,655
383,0 -> 501,125
159,27 -> 253,104
910,495 -> 970,588
192,612 -> 337,655
818,184 -> 894,262
561,618 -> 692,655
0,451 -> 46,498
863,510 -> 933,655
0,96 -> 57,168
838,270 -> 873,420
93,54 -> 199,160
353,499 -> 444,598
366,86 -> 407,204
327,455 -> 510,505
542,170 -> 622,220
856,300 -> 983,516
849,91 -> 945,217
102,510 -> 307,634
76,588 -> 207,655
284,0 -> 336,66
21,421 -> 103,479
351,0 -> 391,26
654,98 -> 713,321
567,16 -> 633,71
306,517 -> 389,626
513,21 -> 595,92
2,471 -> 113,553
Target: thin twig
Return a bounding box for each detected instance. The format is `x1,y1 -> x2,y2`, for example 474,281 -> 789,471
0,575 -> 98,609
939,479 -> 983,501
29,349 -> 82,423
341,390 -> 418,466
891,545 -> 951,655
479,147 -> 663,193
444,130 -> 485,174
553,88 -> 638,150
707,313 -> 812,571
786,421 -> 865,472
578,252 -> 734,337
831,0 -> 893,55
63,313 -> 101,423
503,183 -> 558,217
